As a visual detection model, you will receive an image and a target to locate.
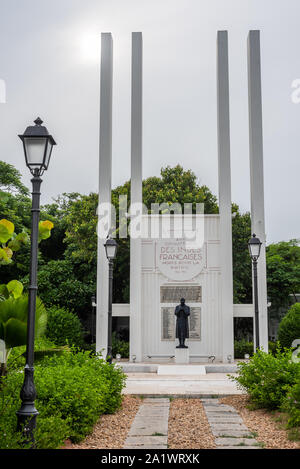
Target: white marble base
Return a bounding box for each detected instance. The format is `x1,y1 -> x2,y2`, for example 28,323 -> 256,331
157,365 -> 206,375
175,347 -> 190,364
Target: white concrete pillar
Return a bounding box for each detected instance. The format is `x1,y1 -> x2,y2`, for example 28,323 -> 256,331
130,32 -> 143,362
96,33 -> 113,356
217,31 -> 234,362
247,30 -> 268,351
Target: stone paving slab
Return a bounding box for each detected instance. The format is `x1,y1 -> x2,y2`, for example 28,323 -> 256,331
124,397 -> 170,449
143,398 -> 170,402
210,423 -> 248,431
129,423 -> 168,436
125,436 -> 168,447
215,437 -> 259,447
203,405 -> 239,412
212,430 -> 253,437
207,416 -> 244,423
206,412 -> 240,421
216,446 -> 260,449
133,412 -> 169,419
201,399 -> 260,449
125,445 -> 168,449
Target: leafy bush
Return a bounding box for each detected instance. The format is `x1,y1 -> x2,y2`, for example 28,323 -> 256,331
0,295 -> 47,375
281,374 -> 300,428
0,349 -> 126,448
234,340 -> 278,359
278,303 -> 300,349
234,340 -> 254,359
112,332 -> 129,358
268,341 -> 278,356
231,347 -> 300,409
45,306 -> 85,348
6,337 -> 58,371
29,259 -> 95,318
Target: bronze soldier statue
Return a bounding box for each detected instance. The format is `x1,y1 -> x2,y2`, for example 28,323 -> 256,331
174,298 -> 190,348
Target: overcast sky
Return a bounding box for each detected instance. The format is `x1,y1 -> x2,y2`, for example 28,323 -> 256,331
0,0 -> 299,244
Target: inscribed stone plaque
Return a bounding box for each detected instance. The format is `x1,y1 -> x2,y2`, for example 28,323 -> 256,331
161,307 -> 175,341
161,307 -> 201,341
160,285 -> 202,303
188,307 -> 201,339
156,239 -> 206,281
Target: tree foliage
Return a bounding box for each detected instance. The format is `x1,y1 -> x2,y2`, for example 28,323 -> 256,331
266,239 -> 300,316
277,303 -> 300,349
0,161 -> 29,196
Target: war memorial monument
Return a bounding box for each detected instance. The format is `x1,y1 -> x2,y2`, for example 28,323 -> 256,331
96,31 -> 268,364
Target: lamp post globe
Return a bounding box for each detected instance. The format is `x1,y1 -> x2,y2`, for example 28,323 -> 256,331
104,236 -> 118,364
248,233 -> 262,352
248,233 -> 262,262
104,237 -> 118,261
18,117 -> 56,176
16,118 -> 56,444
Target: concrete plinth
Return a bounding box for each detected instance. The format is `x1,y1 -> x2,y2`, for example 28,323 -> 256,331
175,347 -> 190,364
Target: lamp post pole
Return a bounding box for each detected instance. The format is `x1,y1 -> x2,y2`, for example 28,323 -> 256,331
107,259 -> 114,364
91,295 -> 96,343
248,233 -> 262,352
252,257 -> 260,350
104,236 -> 118,364
16,118 -> 56,444
16,170 -> 41,441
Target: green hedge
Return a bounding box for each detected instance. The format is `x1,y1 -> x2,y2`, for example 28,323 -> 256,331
0,349 -> 126,448
278,303 -> 300,349
112,332 -> 129,358
234,340 -> 254,358
282,376 -> 300,429
234,340 -> 278,358
45,306 -> 85,348
231,347 -> 299,410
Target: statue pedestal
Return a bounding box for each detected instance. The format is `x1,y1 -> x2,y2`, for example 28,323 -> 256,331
175,347 -> 190,364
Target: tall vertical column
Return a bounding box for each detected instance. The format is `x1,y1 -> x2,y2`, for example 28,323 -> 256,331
217,31 -> 234,362
96,33 -> 113,355
247,30 -> 268,351
130,32 -> 143,362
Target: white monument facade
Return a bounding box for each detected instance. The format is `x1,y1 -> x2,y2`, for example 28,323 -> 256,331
96,30 -> 269,363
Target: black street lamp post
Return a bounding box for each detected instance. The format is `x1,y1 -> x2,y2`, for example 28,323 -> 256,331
104,237 -> 118,364
16,118 -> 56,442
91,295 -> 97,343
248,233 -> 262,351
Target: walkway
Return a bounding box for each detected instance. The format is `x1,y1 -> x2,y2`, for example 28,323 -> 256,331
201,398 -> 259,448
123,372 -> 243,396
123,397 -> 260,449
124,398 -> 170,449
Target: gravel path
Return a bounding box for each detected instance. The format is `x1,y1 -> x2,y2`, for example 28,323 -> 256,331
67,394 -> 299,450
168,398 -> 215,449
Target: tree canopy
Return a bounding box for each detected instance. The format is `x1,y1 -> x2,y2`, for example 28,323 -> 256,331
0,159 -> 298,340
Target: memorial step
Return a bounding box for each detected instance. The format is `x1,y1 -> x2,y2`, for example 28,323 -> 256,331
157,365 -> 206,375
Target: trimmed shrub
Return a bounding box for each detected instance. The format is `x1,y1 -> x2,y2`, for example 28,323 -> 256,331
112,332 -> 129,358
0,349 -> 126,448
234,340 -> 278,359
231,347 -> 300,409
278,303 -> 300,349
45,306 -> 85,348
234,340 -> 254,359
281,375 -> 300,428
